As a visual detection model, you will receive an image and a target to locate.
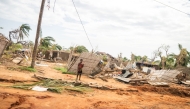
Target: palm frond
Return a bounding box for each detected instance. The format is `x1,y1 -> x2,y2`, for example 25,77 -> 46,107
55,44 -> 62,50
18,24 -> 31,41
44,36 -> 55,42
178,43 -> 182,51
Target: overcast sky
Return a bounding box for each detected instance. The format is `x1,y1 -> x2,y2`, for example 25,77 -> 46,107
0,0 -> 190,59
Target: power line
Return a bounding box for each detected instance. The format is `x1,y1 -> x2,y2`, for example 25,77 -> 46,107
71,0 -> 94,50
53,0 -> 56,12
152,0 -> 190,16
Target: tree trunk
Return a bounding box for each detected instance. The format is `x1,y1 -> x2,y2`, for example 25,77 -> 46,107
31,0 -> 46,68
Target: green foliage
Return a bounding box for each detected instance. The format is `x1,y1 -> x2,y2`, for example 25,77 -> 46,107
178,43 -> 183,51
134,55 -> 142,62
18,24 -> 31,40
12,85 -> 32,90
39,36 -> 56,52
40,36 -> 55,48
11,82 -> 40,90
40,79 -> 66,87
74,45 -> 89,53
152,60 -> 160,65
176,46 -> 189,67
3,43 -> 23,59
102,55 -> 108,62
54,67 -> 67,72
47,87 -> 62,93
51,44 -> 62,50
123,57 -> 128,61
19,66 -> 36,72
54,67 -> 75,75
8,43 -> 23,52
65,86 -> 92,93
142,55 -> 148,61
166,57 -> 175,69
0,27 -> 3,29
62,71 -> 75,75
10,78 -> 92,94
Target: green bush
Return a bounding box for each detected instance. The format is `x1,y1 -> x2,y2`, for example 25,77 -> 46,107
47,87 -> 62,93
54,67 -> 67,72
54,67 -> 75,75
19,66 -> 36,72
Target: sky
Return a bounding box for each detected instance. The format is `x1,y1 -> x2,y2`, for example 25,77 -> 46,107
0,0 -> 190,59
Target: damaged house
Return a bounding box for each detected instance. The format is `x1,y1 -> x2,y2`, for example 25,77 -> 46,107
44,50 -> 79,61
0,33 -> 9,58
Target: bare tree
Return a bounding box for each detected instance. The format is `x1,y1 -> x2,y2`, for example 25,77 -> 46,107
162,44 -> 170,57
150,50 -> 159,63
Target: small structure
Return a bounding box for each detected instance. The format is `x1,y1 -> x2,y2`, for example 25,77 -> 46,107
68,52 -> 102,74
0,33 -> 9,58
44,50 -> 78,61
136,61 -> 160,70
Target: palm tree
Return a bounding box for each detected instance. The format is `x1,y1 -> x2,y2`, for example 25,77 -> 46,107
166,57 -> 175,69
9,24 -> 31,42
38,36 -> 55,52
134,55 -> 142,62
18,24 -> 31,41
74,45 -> 88,53
31,0 -> 46,68
142,55 -> 148,62
40,36 -> 55,48
51,44 -> 62,50
152,60 -> 160,65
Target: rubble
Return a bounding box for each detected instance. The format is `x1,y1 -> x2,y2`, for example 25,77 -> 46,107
181,80 -> 190,86
12,57 -> 23,64
112,61 -> 186,86
32,86 -> 48,92
33,74 -> 117,90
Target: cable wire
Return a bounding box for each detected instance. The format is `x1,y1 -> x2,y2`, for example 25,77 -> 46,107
53,0 -> 56,12
71,0 -> 94,50
152,0 -> 190,16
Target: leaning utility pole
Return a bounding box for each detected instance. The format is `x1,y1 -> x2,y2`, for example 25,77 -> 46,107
31,0 -> 46,68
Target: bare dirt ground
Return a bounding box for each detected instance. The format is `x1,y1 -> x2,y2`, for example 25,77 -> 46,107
0,61 -> 190,109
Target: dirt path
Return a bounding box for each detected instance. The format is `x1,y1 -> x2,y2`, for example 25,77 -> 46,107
0,87 -> 190,109
0,62 -> 190,109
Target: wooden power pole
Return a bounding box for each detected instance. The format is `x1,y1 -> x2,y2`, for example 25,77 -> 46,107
31,0 -> 46,68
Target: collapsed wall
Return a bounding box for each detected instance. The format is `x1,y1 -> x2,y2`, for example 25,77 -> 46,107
68,52 -> 102,74
0,34 -> 9,58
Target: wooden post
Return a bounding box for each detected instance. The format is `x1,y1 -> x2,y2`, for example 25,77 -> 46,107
31,0 -> 46,68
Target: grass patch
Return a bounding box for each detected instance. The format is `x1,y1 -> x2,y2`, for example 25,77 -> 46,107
10,79 -> 92,94
54,67 -> 67,72
47,87 -> 63,93
11,80 -> 64,93
39,79 -> 67,87
54,67 -> 75,75
65,86 -> 93,93
62,71 -> 75,75
19,66 -> 36,72
11,85 -> 32,90
11,82 -> 41,90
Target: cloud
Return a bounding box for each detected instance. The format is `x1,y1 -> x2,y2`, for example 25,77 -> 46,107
0,0 -> 190,58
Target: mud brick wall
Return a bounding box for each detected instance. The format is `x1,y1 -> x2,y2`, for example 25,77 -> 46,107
69,52 -> 102,74
0,35 -> 9,58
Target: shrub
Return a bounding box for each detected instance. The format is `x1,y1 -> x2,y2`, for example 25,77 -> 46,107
19,66 -> 36,72
54,67 -> 75,75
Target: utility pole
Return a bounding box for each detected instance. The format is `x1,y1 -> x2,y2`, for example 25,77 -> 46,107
31,0 -> 46,68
